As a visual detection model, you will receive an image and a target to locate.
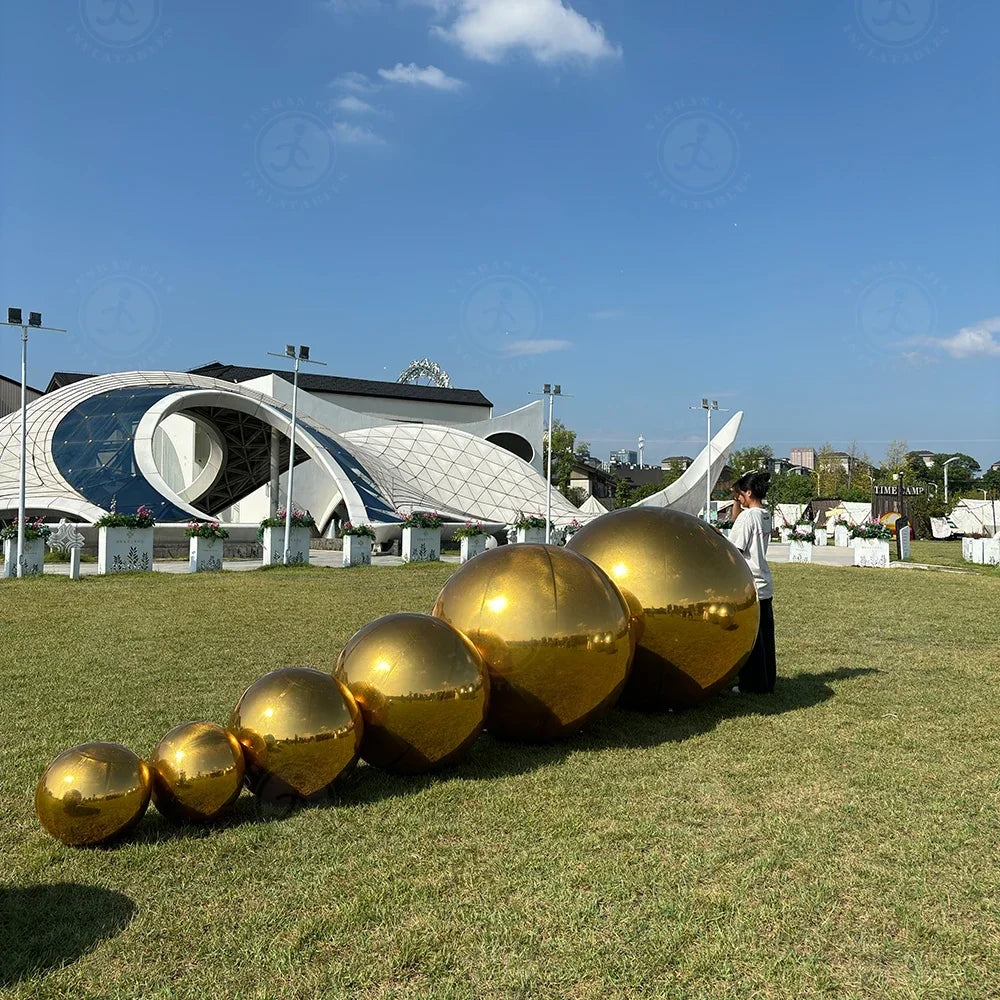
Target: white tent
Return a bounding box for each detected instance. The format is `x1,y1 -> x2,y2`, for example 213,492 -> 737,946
950,499 -> 1000,536
773,503 -> 806,528
578,494 -> 610,516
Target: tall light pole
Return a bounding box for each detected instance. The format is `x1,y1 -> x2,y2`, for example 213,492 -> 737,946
2,308 -> 66,577
943,455 -> 961,507
529,383 -> 570,543
637,434 -> 645,468
690,398 -> 728,522
268,345 -> 326,565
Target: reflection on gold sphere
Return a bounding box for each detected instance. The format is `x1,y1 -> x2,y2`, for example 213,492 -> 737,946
432,544 -> 632,741
150,722 -> 246,822
615,583 -> 646,646
567,507 -> 759,708
335,613 -> 489,774
230,667 -> 362,800
35,742 -> 152,846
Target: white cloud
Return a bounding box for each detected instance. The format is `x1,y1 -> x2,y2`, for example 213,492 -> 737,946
331,71 -> 380,93
334,121 -> 386,145
424,0 -> 622,65
377,62 -> 465,91
937,317 -> 1000,359
336,95 -> 379,115
501,338 -> 572,356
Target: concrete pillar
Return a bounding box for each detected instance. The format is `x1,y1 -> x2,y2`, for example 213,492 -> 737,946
270,427 -> 281,517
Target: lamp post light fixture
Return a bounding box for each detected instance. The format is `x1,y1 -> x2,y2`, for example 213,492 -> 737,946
690,398 -> 729,522
2,308 -> 66,578
529,383 -> 571,543
267,344 -> 326,565
942,455 -> 961,507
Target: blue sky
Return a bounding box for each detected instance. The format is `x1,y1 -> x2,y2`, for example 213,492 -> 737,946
2,0 -> 998,466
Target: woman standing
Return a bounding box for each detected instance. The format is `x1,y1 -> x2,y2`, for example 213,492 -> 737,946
729,471 -> 776,693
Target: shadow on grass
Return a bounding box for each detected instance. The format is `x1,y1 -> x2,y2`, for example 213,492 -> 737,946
0,883 -> 136,986
126,666 -> 879,836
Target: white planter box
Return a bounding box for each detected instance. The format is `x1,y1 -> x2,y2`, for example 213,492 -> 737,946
814,529 -> 828,547
983,539 -> 1000,566
516,526 -> 546,544
262,525 -> 311,566
2,536 -> 45,577
788,540 -> 813,563
402,526 -> 440,563
189,536 -> 224,572
962,537 -> 976,562
459,535 -> 487,563
342,534 -> 373,567
98,526 -> 154,574
854,539 -> 890,568
834,526 -> 850,547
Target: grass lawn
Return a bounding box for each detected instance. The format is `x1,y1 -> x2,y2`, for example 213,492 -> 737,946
2,562 -> 999,999
904,538 -> 999,574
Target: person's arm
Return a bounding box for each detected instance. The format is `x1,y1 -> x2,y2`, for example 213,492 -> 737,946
728,510 -> 750,553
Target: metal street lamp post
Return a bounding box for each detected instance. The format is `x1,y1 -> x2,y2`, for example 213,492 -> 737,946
943,456 -> 961,507
267,345 -> 326,565
690,398 -> 729,522
529,383 -> 571,543
2,308 -> 66,577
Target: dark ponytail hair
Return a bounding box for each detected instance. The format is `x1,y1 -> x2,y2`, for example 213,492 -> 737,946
733,470 -> 771,501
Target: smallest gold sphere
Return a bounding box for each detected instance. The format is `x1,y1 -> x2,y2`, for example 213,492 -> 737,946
150,722 -> 246,823
35,742 -> 152,847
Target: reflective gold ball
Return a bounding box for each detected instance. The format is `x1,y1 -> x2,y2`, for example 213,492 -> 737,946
335,612 -> 489,774
35,742 -> 152,846
431,544 -> 632,741
567,507 -> 759,708
230,667 -> 363,799
150,722 -> 246,822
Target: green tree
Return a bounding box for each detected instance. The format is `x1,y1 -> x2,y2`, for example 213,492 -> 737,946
728,445 -> 774,479
981,467 -> 1000,495
661,458 -> 687,488
542,418 -> 589,494
613,476 -> 634,509
813,443 -> 848,498
881,440 -> 918,484
767,472 -> 814,507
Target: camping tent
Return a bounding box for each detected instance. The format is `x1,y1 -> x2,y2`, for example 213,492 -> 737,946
949,499 -> 1000,536
578,494 -> 610,516
773,503 -> 806,528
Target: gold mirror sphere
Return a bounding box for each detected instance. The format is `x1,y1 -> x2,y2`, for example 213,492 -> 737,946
335,612 -> 489,774
230,667 -> 362,799
150,722 -> 246,822
567,507 -> 759,708
431,544 -> 633,742
35,742 -> 152,846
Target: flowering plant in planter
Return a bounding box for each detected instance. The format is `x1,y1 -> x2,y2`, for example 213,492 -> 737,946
185,521 -> 229,540
789,523 -> 816,544
398,511 -> 442,529
0,516 -> 51,542
258,506 -> 315,539
95,502 -> 156,528
512,512 -> 547,531
829,516 -> 850,528
452,521 -> 486,540
850,522 -> 892,541
341,522 -> 376,539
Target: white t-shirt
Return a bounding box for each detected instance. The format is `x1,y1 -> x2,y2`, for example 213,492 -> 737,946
729,506 -> 773,600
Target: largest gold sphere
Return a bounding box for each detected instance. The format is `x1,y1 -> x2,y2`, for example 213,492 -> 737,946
35,742 -> 152,846
567,507 -> 759,708
150,722 -> 246,822
335,613 -> 489,774
431,544 -> 632,741
230,667 -> 362,799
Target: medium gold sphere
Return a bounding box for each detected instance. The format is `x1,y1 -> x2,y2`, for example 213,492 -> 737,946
150,722 -> 246,822
567,507 -> 759,708
431,544 -> 632,741
230,667 -> 363,800
335,612 -> 489,774
35,742 -> 152,846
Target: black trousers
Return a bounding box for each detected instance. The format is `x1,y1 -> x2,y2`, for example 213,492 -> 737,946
738,597 -> 776,693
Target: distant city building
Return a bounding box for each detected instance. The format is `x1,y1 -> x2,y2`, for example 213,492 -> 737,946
610,448 -> 638,466
660,456 -> 693,471
909,450 -> 935,469
828,451 -> 851,473
790,446 -> 816,470
0,373 -> 43,420
772,456 -> 793,474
